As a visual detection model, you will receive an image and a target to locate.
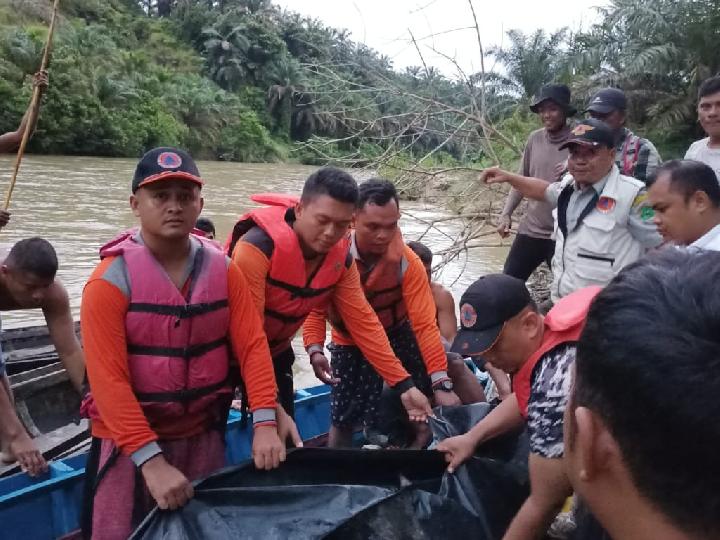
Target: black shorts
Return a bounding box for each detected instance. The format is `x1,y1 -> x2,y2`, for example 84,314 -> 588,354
329,321 -> 431,429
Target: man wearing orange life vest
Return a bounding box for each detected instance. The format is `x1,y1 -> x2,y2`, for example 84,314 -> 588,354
228,168 -> 432,424
81,148 -> 298,540
436,275 -> 600,540
303,179 -> 462,448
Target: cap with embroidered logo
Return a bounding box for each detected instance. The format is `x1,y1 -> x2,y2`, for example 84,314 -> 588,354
131,147 -> 204,193
450,274 -> 532,356
559,119 -> 616,151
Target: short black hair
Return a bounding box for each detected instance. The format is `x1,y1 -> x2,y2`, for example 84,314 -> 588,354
407,240 -> 433,265
575,249 -> 720,538
648,159 -> 720,206
357,178 -> 399,210
698,76 -> 720,100
195,217 -> 216,235
5,238 -> 58,280
301,167 -> 358,205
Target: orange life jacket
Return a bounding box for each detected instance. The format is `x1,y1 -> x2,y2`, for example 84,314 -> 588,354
330,229 -> 408,334
513,286 -> 602,418
227,194 -> 350,356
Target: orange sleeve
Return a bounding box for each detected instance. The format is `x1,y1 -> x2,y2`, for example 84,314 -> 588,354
333,262 -> 410,386
302,308 -> 328,349
402,248 -> 448,376
231,240 -> 270,317
227,262 -> 278,412
81,259 -> 158,456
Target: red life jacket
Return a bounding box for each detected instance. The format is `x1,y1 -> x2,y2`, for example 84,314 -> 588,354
330,230 -> 408,334
81,231 -> 232,428
513,286 -> 602,419
227,195 -> 350,356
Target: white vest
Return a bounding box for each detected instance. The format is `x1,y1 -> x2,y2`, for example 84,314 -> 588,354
551,167 -> 645,301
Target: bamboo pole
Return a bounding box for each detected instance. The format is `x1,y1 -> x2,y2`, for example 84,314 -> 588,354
4,0 -> 61,211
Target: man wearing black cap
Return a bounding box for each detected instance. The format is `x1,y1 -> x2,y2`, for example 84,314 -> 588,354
482,119 -> 661,304
585,88 -> 661,184
437,276 -> 602,540
498,84 -> 575,281
81,147 -> 299,539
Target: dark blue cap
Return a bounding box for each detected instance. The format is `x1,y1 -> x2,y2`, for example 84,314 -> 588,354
132,147 -> 203,193
585,88 -> 627,114
450,274 -> 531,356
559,119 -> 616,151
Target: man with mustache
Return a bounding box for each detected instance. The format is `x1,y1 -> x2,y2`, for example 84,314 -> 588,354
482,119 -> 662,304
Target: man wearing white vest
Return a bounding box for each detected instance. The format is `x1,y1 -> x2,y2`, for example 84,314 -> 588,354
482,119 -> 662,303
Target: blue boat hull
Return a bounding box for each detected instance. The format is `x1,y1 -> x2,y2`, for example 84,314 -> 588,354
0,385 -> 331,540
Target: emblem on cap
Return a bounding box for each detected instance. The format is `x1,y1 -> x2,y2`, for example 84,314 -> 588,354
157,151 -> 182,169
460,303 -> 477,328
572,124 -> 595,136
596,196 -> 616,214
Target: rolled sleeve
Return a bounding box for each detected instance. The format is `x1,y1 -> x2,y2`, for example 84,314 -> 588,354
544,175 -> 571,208
628,188 -> 663,248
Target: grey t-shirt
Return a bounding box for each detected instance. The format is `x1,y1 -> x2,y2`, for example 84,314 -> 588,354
685,138 -> 720,183
502,126 -> 572,239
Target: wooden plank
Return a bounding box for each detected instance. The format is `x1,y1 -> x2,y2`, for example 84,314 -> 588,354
12,369 -> 69,401
1,321 -> 80,353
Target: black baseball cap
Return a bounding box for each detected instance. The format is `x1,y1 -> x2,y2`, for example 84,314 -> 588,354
450,274 -> 532,356
131,147 -> 204,193
559,119 -> 616,151
530,84 -> 577,116
584,87 -> 627,114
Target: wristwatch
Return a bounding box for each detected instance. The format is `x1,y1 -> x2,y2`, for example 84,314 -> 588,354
432,379 -> 454,393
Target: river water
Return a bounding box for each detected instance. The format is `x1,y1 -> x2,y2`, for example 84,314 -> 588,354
0,155 -> 508,387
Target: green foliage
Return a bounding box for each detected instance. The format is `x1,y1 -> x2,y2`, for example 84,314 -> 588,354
0,1 -> 278,161
486,28 -> 570,101
0,0 -> 714,166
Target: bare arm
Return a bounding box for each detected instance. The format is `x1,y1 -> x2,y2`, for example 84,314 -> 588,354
0,71 -> 48,154
486,364 -> 512,400
482,168 -> 550,202
436,393 -> 525,472
0,376 -> 47,476
0,118 -> 25,153
43,283 -> 85,393
433,285 -> 457,344
502,454 -> 572,540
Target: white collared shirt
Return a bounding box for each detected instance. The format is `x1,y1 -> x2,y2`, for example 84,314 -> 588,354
690,224 -> 720,252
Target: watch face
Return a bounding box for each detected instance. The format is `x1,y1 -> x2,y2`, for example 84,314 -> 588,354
437,380 -> 453,391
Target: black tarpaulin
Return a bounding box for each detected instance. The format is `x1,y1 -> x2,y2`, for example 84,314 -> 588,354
131,403 -> 530,540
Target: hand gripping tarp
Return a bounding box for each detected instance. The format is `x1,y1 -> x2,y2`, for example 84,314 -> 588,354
131,403 -> 530,539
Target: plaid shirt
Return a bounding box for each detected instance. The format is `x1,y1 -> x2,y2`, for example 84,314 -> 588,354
615,127 -> 661,184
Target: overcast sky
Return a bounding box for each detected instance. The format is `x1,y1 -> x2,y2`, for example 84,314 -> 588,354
274,0 -> 608,75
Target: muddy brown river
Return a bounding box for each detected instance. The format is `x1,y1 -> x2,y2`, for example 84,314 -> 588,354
0,155 -> 509,387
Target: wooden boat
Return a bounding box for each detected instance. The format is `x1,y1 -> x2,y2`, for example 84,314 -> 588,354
0,323 -> 493,539
0,383 -> 332,540
0,323 -> 334,539
1,323 -> 85,478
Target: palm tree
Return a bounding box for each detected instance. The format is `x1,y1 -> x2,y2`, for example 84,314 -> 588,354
266,57 -> 309,138
486,28 -> 569,101
567,0 -> 720,131
202,23 -> 250,91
